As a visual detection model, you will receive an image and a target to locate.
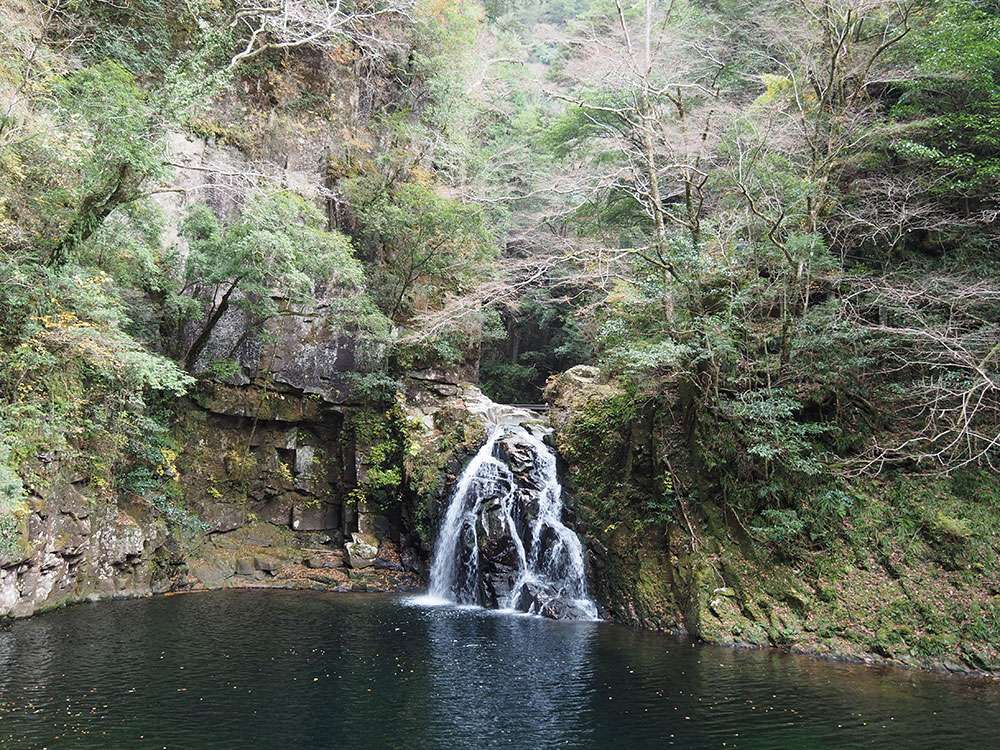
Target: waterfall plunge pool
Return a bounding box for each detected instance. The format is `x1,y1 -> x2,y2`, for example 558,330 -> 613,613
1,590 -> 998,749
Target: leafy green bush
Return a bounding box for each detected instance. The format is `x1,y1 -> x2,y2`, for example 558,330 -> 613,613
0,444 -> 28,560
166,190 -> 386,371
480,361 -> 539,403
46,61 -> 167,265
349,406 -> 409,512
0,261 -> 192,488
342,174 -> 496,323
558,390 -> 643,521
750,508 -> 806,546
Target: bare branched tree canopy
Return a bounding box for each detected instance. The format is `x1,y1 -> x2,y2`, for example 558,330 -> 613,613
229,0 -> 414,69
847,274 -> 1000,473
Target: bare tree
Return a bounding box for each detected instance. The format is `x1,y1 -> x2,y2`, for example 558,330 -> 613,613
0,0 -> 65,149
719,0 -> 923,368
845,273 -> 1000,473
741,0 -> 922,232
228,0 -> 413,71
546,0 -> 732,287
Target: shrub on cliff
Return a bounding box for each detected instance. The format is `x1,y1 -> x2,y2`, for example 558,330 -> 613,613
165,190 -> 387,372
0,443 -> 28,562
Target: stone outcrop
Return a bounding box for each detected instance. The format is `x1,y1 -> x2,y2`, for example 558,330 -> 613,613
0,472 -> 172,618
345,532 -> 379,569
0,379 -> 436,618
472,429 -> 547,608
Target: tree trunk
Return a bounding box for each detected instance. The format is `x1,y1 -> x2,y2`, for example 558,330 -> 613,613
48,163 -> 134,266
184,278 -> 241,372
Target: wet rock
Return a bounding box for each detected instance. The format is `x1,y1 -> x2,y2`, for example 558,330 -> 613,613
514,581 -> 592,621
400,546 -> 423,574
470,431 -> 552,607
479,563 -> 518,608
538,596 -> 595,621
188,559 -> 234,588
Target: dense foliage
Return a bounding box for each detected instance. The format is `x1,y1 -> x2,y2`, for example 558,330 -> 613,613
0,0 -> 997,605
473,0 -> 999,550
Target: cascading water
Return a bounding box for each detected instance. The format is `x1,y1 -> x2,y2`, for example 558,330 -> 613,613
426,422 -> 598,621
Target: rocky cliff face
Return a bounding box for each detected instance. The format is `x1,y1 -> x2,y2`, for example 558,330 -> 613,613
0,295 -> 452,621
0,472 -> 170,618
0,340 -> 505,620
0,35 -> 493,619
0,385 -> 423,620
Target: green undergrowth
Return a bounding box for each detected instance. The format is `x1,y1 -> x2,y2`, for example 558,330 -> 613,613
674,473 -> 1000,671
0,444 -> 29,562
401,404 -> 486,547
554,383 -> 1000,671
795,472 -> 1000,668
555,388 -> 645,529
344,396 -> 486,547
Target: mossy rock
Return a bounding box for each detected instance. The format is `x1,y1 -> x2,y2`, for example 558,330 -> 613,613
0,499 -> 30,566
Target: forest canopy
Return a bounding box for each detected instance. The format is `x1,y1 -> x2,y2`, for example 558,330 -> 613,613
0,0 -> 997,554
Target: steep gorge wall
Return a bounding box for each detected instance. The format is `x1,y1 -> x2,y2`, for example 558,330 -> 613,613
0,387 -> 416,619
0,150 -> 474,618
545,368 -> 1000,675
0,379 -> 505,620
0,279 -> 496,620
0,12 -> 502,617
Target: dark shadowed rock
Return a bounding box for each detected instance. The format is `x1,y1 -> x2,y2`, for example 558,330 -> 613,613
291,504 -> 340,531
514,581 -> 592,621
400,545 -> 423,574
374,540 -> 404,571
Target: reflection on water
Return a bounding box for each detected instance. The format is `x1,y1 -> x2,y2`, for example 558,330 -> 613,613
424,607 -> 596,746
0,591 -> 997,749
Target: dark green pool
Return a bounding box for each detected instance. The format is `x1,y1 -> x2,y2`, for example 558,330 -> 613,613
0,590 -> 997,748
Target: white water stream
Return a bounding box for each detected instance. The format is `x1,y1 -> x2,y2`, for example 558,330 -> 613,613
425,422 -> 597,620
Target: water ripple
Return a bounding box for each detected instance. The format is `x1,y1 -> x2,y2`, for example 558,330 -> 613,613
0,591 -> 997,749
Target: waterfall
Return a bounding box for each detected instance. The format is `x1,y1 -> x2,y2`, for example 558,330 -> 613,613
426,428 -> 510,604
426,423 -> 598,621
